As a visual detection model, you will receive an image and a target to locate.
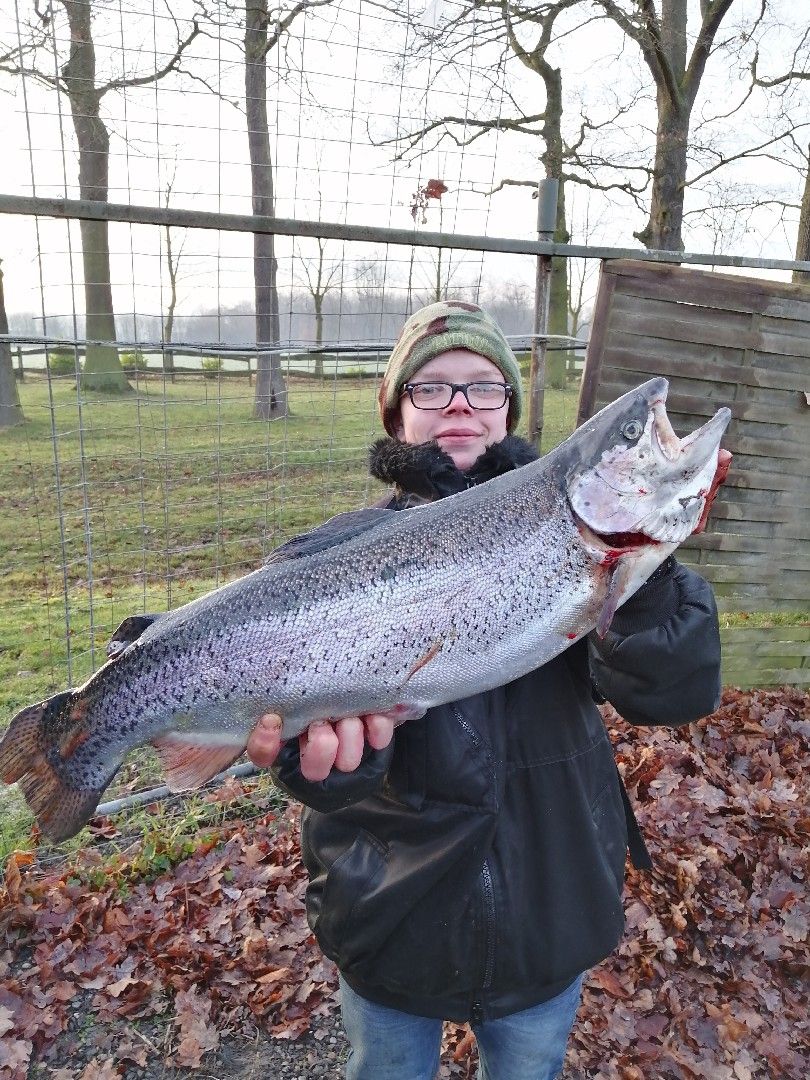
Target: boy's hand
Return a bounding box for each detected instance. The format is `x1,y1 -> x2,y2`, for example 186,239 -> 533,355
247,712 -> 396,782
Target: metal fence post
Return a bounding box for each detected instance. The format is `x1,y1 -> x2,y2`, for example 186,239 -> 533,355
527,179 -> 558,450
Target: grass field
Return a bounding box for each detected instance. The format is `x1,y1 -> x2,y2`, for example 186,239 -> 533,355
1,373 -> 805,857
0,373 -> 582,855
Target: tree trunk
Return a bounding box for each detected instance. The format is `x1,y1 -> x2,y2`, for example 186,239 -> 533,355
163,225 -> 177,382
245,0 -> 287,419
793,148 -> 810,285
636,98 -> 690,252
314,296 -> 324,379
539,58 -> 568,390
0,259 -> 24,427
61,0 -> 129,393
629,0 -> 734,253
548,182 -> 571,390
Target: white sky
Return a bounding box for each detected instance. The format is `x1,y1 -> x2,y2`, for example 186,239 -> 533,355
0,0 -> 806,334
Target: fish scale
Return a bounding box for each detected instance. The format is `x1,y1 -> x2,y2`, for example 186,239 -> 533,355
0,377 -> 731,841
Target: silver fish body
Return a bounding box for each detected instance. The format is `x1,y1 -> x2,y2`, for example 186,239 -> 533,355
0,377 -> 731,840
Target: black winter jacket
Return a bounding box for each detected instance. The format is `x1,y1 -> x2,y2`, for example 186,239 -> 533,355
272,437 -> 722,1023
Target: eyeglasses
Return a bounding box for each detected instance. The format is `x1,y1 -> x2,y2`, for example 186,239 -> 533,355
401,381 -> 513,411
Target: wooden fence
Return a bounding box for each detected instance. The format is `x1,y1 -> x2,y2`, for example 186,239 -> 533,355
578,259 -> 809,688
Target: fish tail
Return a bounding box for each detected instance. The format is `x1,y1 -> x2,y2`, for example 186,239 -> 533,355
0,692 -> 106,842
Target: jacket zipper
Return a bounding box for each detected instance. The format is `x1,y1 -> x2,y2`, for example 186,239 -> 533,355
452,705 -> 497,1023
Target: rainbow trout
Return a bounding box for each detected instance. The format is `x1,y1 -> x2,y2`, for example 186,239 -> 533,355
0,378 -> 731,841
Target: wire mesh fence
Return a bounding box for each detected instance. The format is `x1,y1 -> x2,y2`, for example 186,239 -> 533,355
1,0 -> 808,834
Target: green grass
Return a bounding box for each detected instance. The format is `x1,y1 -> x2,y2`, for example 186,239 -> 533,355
6,373 -> 802,861
0,373 -> 581,857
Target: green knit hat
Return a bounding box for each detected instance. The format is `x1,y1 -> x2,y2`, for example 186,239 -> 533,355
378,301 -> 523,436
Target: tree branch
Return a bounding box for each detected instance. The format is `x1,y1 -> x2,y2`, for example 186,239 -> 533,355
685,124 -> 810,187
99,16 -> 202,97
682,0 -> 736,106
593,0 -> 679,105
262,0 -> 336,58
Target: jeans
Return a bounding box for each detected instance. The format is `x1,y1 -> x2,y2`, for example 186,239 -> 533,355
339,973 -> 584,1080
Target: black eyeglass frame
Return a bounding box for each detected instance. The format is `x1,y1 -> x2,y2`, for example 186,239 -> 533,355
400,381 -> 513,411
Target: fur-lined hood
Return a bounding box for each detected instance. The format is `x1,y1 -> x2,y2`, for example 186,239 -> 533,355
369,436 -> 539,507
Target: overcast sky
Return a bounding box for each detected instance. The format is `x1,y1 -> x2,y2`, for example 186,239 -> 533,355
0,0 -> 806,337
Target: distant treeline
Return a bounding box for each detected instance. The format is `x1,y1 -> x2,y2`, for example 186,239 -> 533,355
7,284 -> 557,349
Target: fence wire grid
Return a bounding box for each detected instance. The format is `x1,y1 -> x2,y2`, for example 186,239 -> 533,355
0,0 -> 807,828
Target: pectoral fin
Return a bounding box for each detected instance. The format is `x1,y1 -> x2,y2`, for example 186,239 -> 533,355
596,558 -> 637,638
151,734 -> 244,792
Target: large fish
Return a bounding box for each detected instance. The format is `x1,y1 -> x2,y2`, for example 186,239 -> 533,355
0,378 -> 731,841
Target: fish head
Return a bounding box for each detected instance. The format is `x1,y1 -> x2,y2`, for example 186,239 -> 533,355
568,377 -> 731,547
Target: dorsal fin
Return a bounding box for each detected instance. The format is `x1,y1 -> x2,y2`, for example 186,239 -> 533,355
106,613 -> 164,659
263,507 -> 397,566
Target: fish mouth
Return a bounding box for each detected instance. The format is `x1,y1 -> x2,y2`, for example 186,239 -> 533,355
573,513 -> 661,554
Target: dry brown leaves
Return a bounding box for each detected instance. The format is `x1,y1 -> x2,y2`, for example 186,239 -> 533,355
1,687 -> 808,1080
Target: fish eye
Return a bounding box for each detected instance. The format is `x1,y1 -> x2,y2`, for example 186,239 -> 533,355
621,419 -> 644,441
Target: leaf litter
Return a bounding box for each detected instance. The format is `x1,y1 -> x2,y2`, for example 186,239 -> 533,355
0,687 -> 807,1079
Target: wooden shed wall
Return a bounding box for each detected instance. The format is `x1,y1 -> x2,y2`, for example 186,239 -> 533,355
578,259 -> 809,648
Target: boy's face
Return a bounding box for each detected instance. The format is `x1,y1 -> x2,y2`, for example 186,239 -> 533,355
393,349 -> 510,470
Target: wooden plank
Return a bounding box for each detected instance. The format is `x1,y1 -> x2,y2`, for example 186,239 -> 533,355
686,563 -> 777,584
715,585 -> 810,603
597,328 -> 743,368
749,351 -> 810,377
725,436 -> 806,461
758,328 -> 810,359
695,553 -> 808,575
721,643 -> 810,660
686,564 -> 808,590
577,263 -> 614,425
664,393 -> 809,430
721,666 -> 810,689
724,466 -> 810,491
689,532 -> 801,553
609,297 -> 757,350
715,566 -> 809,590
697,550 -> 809,572
600,341 -> 803,394
603,260 -> 810,322
717,600 -> 808,615
610,289 -> 757,335
599,330 -> 810,388
707,508 -> 810,531
709,501 -> 810,523
720,626 -> 810,643
720,639 -> 810,658
708,519 -> 809,541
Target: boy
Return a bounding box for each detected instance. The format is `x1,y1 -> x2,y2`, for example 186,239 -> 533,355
247,301 -> 722,1079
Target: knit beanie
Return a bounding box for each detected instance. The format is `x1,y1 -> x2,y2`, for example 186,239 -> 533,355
378,301 -> 523,436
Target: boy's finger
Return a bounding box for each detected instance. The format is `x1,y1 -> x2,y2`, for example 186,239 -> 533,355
246,712 -> 283,767
363,713 -> 395,750
334,717 -> 365,772
299,721 -> 339,782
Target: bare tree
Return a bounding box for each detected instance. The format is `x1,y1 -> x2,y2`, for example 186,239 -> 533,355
294,237 -> 343,376
1,2 -> 200,392
592,0 -> 745,251
793,151 -> 810,280
383,1 -> 649,387
161,178 -> 188,382
751,26 -> 810,280
0,259 -> 24,428
242,0 -> 335,418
